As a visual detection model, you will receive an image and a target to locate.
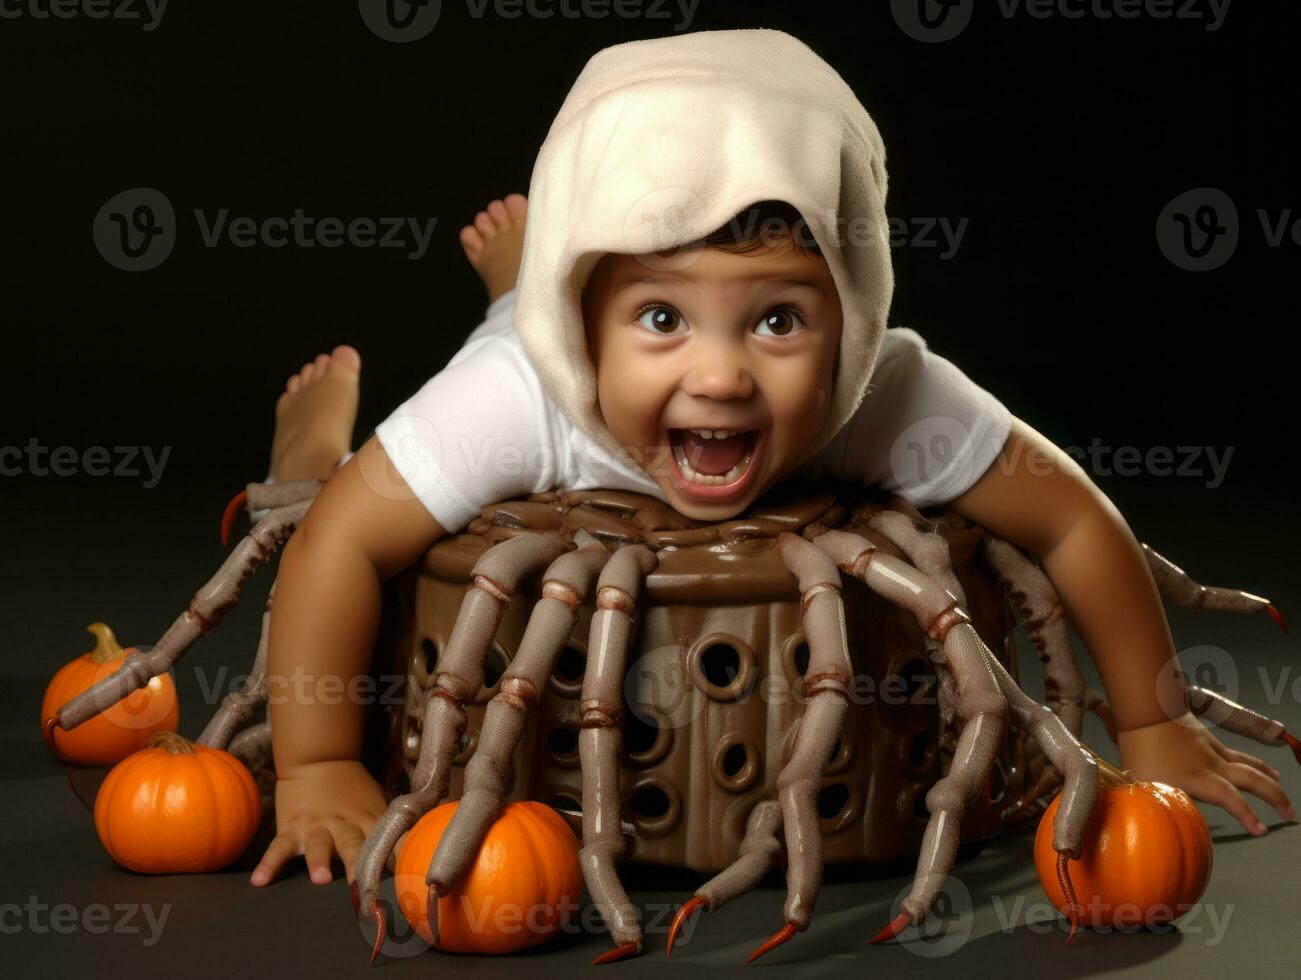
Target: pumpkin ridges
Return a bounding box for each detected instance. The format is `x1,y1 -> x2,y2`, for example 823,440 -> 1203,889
394,800 -> 582,954
1035,777 -> 1212,929
93,738 -> 260,874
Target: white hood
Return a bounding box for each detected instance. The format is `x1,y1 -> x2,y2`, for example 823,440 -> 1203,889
514,29 -> 893,469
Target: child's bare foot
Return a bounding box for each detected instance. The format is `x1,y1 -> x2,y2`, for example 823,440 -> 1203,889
459,193 -> 527,304
270,345 -> 361,483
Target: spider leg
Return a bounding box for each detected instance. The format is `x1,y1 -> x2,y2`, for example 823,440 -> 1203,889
198,585 -> 275,750
665,800 -> 783,956
1143,544 -> 1286,632
981,535 -> 1088,807
808,529 -> 1022,944
424,531 -> 611,894
1188,685 -> 1301,765
736,533 -> 853,963
44,486 -> 318,739
579,543 -> 658,965
352,529 -> 568,965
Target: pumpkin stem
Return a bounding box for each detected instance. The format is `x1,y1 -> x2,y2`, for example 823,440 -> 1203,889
148,730 -> 196,754
1088,749 -> 1137,789
86,622 -> 125,665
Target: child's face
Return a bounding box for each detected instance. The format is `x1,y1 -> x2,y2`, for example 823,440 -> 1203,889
583,242 -> 843,521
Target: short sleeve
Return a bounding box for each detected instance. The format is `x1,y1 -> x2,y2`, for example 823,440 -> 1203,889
374,335 -> 556,531
821,328 -> 1012,508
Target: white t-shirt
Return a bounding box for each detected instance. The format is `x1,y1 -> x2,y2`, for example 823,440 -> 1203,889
375,290 -> 1012,532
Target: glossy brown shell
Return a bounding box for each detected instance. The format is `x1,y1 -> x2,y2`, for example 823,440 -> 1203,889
365,482 -> 1047,871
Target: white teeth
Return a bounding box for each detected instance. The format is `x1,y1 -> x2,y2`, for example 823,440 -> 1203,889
673,441 -> 755,486
687,428 -> 742,440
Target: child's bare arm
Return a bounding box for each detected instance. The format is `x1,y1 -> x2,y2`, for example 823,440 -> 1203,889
251,435 -> 447,885
949,417 -> 1292,834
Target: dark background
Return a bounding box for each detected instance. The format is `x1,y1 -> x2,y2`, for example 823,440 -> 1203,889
3,2 -> 1298,978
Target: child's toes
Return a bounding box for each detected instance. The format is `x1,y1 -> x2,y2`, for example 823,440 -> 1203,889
330,344 -> 362,373
314,352 -> 331,376
504,193 -> 528,221
287,372 -> 302,395
487,199 -> 510,226
474,209 -> 496,238
460,223 -> 483,258
300,361 -> 317,385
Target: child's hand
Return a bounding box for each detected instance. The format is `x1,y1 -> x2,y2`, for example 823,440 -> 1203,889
1116,712 -> 1295,836
250,760 -> 390,887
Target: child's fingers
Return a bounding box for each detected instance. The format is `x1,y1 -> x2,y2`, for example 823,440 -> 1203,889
1190,771 -> 1269,836
1219,746 -> 1282,782
250,834 -> 300,886
1219,761 -> 1295,821
304,825 -> 337,884
335,824 -> 367,885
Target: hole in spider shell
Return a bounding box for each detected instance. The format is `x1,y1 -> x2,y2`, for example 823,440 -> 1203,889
711,733 -> 760,792
907,729 -> 935,770
781,629 -> 810,683
686,633 -> 757,702
547,726 -> 579,763
816,780 -> 859,833
549,641 -> 587,699
625,705 -> 673,767
628,775 -> 681,837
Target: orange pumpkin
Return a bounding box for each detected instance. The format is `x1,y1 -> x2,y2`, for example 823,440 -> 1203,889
94,730 -> 260,874
1035,756 -> 1212,930
42,623 -> 179,765
394,800 -> 582,954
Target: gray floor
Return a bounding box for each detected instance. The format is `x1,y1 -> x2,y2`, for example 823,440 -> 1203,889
3,475 -> 1298,978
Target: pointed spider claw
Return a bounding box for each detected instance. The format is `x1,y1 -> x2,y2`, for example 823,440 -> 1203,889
870,910 -> 912,944
1056,851 -> 1083,944
220,490 -> 249,547
426,884 -> 441,948
592,941 -> 639,965
43,716 -> 60,742
666,895 -> 708,957
367,899 -> 386,967
1266,603 -> 1289,634
1282,731 -> 1301,766
746,922 -> 798,964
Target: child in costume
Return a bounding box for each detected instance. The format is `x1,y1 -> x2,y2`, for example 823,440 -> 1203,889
248,29 -> 1292,897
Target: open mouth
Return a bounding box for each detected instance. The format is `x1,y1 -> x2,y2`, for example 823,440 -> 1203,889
666,427 -> 762,499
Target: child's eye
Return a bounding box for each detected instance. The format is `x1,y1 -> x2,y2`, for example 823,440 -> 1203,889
754,307 -> 806,338
636,305 -> 685,335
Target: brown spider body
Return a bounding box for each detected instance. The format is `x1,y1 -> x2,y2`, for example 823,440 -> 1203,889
368,484 -> 1046,872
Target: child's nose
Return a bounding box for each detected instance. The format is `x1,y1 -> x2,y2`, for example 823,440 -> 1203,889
680,344 -> 755,402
